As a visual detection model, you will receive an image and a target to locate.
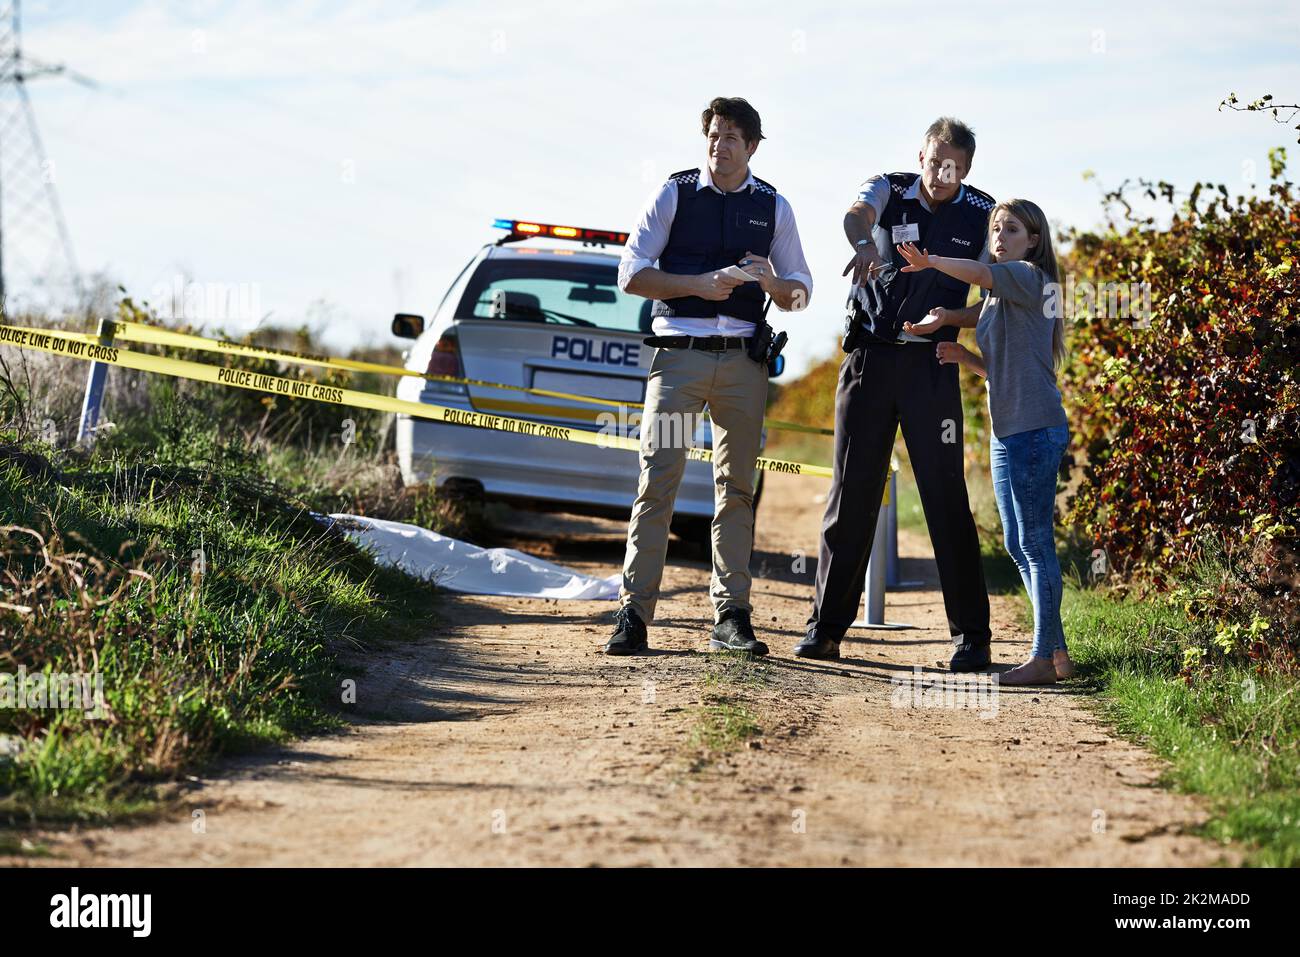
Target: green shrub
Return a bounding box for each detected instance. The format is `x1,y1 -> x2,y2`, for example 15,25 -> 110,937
1061,148 -> 1300,666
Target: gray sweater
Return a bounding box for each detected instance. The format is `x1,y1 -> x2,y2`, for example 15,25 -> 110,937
975,261 -> 1068,439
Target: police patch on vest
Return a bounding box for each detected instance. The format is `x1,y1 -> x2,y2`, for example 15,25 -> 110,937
736,212 -> 770,230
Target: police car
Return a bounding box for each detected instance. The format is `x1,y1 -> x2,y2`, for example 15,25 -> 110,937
392,218 -> 772,547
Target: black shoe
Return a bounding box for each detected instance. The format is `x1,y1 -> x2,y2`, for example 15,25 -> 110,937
709,609 -> 768,656
949,642 -> 991,673
793,633 -> 841,660
604,605 -> 648,656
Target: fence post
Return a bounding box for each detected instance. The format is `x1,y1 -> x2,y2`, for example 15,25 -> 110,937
854,465 -> 915,631
76,317 -> 115,447
885,457 -> 924,590
885,467 -> 900,587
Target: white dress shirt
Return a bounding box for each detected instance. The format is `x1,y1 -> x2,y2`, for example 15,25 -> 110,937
855,173 -> 989,343
618,165 -> 814,337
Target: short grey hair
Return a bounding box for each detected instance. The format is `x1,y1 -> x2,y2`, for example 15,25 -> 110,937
924,116 -> 976,163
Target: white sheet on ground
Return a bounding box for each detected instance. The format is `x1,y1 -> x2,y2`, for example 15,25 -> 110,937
328,513 -> 620,600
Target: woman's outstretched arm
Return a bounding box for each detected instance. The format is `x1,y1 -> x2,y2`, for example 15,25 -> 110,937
896,241 -> 994,290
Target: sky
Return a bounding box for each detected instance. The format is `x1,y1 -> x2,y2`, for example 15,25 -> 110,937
15,0 -> 1300,376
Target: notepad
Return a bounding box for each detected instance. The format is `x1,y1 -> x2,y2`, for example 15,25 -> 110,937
720,265 -> 761,282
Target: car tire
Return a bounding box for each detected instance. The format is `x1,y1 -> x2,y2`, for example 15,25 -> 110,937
440,478 -> 485,522
672,516 -> 713,554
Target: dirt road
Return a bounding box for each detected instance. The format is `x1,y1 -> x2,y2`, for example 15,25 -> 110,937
17,472 -> 1234,866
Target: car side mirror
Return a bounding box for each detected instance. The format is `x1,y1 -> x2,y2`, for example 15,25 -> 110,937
392,313 -> 425,339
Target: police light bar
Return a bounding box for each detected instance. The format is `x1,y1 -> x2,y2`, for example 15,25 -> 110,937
492,218 -> 628,246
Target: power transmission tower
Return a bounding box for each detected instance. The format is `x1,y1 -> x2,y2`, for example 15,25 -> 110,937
0,0 -> 92,315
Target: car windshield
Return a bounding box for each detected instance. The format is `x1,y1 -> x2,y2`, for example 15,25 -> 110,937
457,258 -> 650,334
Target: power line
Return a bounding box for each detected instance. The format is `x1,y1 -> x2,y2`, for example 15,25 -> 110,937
0,0 -> 87,314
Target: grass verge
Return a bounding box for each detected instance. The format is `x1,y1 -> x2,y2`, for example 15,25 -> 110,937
1063,584 -> 1299,866
0,437 -> 439,830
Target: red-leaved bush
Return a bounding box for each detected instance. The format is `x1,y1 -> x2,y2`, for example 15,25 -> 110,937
1061,148 -> 1300,666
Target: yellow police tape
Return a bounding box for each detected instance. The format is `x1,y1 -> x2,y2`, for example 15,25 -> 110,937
0,324 -> 838,481
104,319 -> 834,437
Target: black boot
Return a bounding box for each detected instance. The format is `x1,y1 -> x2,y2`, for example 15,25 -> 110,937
949,642 -> 991,673
710,609 -> 768,656
793,632 -> 841,660
604,605 -> 648,656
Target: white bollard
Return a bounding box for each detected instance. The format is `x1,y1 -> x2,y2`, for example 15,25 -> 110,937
885,468 -> 900,587
864,491 -> 889,623
853,466 -> 916,631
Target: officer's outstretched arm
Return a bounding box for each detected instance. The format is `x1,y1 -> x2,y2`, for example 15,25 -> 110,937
843,202 -> 884,285
843,201 -> 877,245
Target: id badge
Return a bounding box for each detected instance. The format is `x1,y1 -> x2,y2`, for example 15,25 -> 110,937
891,222 -> 920,244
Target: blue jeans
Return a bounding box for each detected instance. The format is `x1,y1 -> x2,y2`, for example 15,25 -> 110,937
990,424 -> 1070,659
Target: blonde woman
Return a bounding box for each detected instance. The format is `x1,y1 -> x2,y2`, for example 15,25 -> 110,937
896,199 -> 1072,686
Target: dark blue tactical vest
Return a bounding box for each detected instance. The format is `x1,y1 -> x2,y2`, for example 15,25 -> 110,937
650,168 -> 777,326
858,172 -> 994,343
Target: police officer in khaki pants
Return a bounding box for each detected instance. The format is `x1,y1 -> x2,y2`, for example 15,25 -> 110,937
605,96 -> 813,656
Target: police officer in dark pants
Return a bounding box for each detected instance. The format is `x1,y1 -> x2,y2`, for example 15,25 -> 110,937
795,117 -> 994,672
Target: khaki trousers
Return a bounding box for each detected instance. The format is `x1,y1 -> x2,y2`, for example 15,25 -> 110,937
620,346 -> 768,623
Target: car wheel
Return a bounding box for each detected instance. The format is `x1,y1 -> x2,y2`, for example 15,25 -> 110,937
671,516 -> 712,553
439,478 -> 485,523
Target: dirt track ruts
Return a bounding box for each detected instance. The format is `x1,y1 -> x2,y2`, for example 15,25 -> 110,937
8,472 -> 1236,867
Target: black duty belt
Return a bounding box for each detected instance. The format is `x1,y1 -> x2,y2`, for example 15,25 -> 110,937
643,335 -> 750,351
